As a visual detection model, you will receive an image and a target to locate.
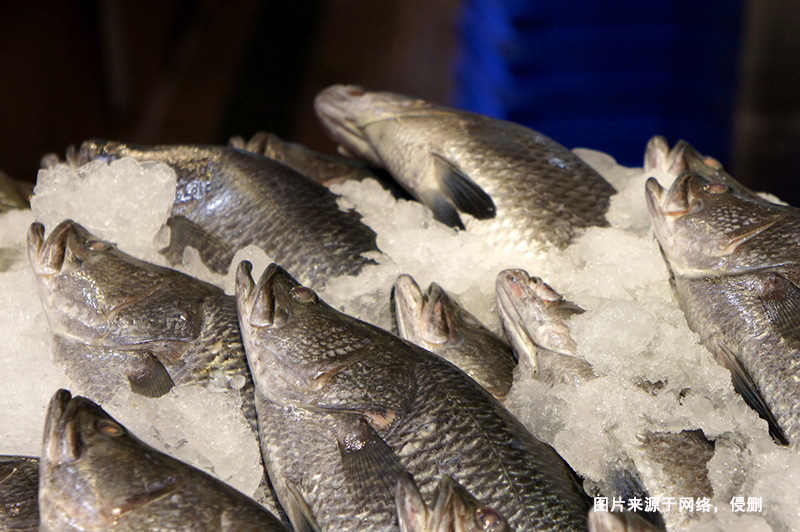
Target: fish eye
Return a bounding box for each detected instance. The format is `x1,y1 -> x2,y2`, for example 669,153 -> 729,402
475,508 -> 506,531
705,182 -> 730,194
86,240 -> 110,251
291,286 -> 317,303
95,419 -> 124,437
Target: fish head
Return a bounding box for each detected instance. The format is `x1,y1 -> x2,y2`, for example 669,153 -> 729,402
314,84 -> 434,165
236,261 -> 357,403
77,139 -> 129,165
396,474 -> 511,532
496,269 -> 582,358
27,220 -> 205,347
645,172 -> 797,275
393,275 -> 487,349
39,389 -> 181,528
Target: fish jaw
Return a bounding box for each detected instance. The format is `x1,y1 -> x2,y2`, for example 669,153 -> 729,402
393,275 -> 452,347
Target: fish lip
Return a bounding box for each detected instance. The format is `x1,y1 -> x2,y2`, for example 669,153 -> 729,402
237,262 -> 283,328
43,389 -> 84,464
28,220 -> 78,276
314,85 -> 367,135
393,274 -> 425,340
78,139 -> 123,164
495,269 -> 537,361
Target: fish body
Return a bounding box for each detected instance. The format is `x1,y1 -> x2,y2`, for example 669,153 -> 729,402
0,456 -> 39,532
495,269 -> 595,386
38,389 -> 288,531
393,274 -> 516,401
27,220 -> 254,422
646,171 -> 800,445
236,263 -> 591,532
77,141 -> 378,287
314,85 -> 615,253
396,474 -> 512,532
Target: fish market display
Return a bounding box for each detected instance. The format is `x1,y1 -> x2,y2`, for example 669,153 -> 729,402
315,84 -> 616,254
237,263 -> 591,532
38,389 -> 288,531
645,169 -> 800,446
393,274 -> 516,401
0,455 -> 39,532
495,269 -> 595,386
76,141 -> 379,287
396,474 -> 512,532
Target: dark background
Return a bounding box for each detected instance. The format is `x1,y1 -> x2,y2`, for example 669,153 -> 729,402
2,1 -> 799,204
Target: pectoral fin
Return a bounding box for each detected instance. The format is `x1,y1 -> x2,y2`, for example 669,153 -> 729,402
432,153 -> 495,220
760,273 -> 800,348
716,341 -> 789,445
338,416 -> 408,501
160,216 -> 234,274
127,352 -> 175,398
284,481 -> 321,532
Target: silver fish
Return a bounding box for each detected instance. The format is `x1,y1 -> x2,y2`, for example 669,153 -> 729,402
495,269 -> 595,386
38,389 -> 289,532
75,140 -> 378,288
236,262 -> 591,532
0,456 -> 39,532
392,274 -> 516,402
27,220 -> 254,420
314,85 -> 615,253
396,474 -> 512,532
646,170 -> 800,446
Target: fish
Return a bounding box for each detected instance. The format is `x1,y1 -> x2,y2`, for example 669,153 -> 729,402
314,85 -> 616,253
495,269 -> 596,386
0,456 -> 39,532
587,509 -> 659,532
236,262 -> 592,532
74,140 -> 379,288
0,170 -> 30,213
27,220 -> 253,412
38,389 -> 289,531
396,474 -> 512,532
645,170 -> 800,446
228,131 -> 408,198
392,274 -> 517,401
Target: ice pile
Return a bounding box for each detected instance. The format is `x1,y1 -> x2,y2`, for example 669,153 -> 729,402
1,147 -> 798,530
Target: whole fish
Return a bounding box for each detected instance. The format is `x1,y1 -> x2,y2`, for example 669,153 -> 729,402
38,389 -> 289,531
392,274 -> 516,401
646,171 -> 800,446
495,269 -> 595,386
27,220 -> 254,420
74,140 -> 379,288
236,262 -> 591,532
314,85 -> 616,253
0,456 -> 39,532
396,474 -> 512,532
228,131 -> 408,198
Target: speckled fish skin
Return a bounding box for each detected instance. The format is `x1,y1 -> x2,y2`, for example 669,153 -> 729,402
495,269 -> 595,386
26,220 -> 255,428
392,274 -> 516,402
236,262 -> 591,532
0,456 -> 39,532
646,171 -> 800,446
314,85 -> 615,254
38,390 -> 289,532
77,140 -> 378,288
396,474 -> 513,532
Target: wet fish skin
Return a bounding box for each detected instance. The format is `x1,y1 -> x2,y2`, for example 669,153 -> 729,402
38,389 -> 289,532
0,456 -> 39,532
76,140 -> 378,287
495,269 -> 595,386
646,171 -> 800,445
396,474 -> 513,532
314,85 -> 615,253
392,274 -> 516,402
236,262 -> 591,532
26,220 -> 254,424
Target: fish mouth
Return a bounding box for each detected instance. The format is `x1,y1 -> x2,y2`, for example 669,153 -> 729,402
236,262 -> 303,328
77,140 -> 124,164
43,389 -> 87,464
495,269 -> 538,365
392,274 -> 425,340
314,85 -> 386,164
27,220 -> 79,276
644,136 -> 689,176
